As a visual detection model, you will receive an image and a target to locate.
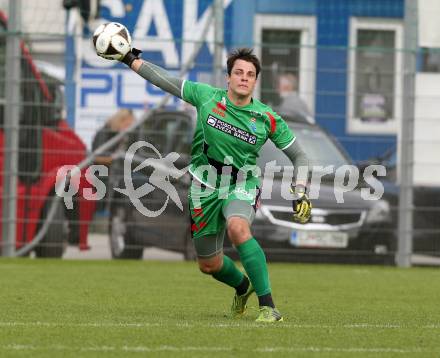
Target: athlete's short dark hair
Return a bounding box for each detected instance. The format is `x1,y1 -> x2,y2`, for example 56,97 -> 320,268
227,48 -> 261,78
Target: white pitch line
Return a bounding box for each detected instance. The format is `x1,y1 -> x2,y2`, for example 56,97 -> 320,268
0,321 -> 439,329
1,344 -> 430,354
256,347 -> 426,354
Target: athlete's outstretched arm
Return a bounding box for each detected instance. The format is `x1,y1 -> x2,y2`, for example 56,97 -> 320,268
130,58 -> 183,99
283,140 -> 309,187
95,34 -> 184,98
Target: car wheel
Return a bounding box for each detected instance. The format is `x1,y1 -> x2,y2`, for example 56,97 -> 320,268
35,198 -> 68,258
109,207 -> 143,259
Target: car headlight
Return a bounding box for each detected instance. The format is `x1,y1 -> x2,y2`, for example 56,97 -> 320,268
365,199 -> 391,224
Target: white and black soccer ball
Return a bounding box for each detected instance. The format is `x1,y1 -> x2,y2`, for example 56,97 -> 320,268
93,22 -> 131,60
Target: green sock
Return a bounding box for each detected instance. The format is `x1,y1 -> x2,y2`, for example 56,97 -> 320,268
236,238 -> 271,296
212,255 -> 244,288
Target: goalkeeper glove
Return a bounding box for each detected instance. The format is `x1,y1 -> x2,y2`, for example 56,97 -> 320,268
290,184 -> 312,224
122,48 -> 142,67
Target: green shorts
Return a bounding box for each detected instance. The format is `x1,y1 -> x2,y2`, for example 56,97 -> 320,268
188,179 -> 261,258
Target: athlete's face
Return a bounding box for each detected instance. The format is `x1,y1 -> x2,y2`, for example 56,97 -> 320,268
227,59 -> 257,99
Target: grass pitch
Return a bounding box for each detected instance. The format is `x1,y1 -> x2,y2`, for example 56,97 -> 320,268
0,259 -> 439,357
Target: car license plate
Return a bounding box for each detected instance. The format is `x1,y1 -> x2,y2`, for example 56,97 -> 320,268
290,230 -> 348,248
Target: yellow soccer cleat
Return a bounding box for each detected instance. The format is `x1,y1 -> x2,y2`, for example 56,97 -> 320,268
231,281 -> 255,318
255,306 -> 284,323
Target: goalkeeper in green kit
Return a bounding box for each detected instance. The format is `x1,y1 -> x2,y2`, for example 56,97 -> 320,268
97,40 -> 312,322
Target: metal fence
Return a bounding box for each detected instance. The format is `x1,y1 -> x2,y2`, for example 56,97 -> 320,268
0,0 -> 439,266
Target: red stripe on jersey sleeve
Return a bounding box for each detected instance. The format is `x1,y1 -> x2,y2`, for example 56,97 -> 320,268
266,112 -> 276,135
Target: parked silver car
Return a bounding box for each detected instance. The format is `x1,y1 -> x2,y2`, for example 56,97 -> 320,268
108,110 -> 395,264
246,116 -> 396,264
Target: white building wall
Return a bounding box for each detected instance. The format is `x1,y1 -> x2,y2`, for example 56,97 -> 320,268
414,73 -> 440,186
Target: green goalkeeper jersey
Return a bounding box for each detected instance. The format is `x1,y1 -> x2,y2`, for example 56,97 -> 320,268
182,80 -> 295,189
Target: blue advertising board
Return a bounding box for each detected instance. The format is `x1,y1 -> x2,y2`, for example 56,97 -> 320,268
67,0 -> 233,147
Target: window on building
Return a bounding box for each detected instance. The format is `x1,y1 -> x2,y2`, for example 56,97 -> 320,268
348,18 -> 403,135
355,29 -> 396,121
421,48 -> 440,72
254,15 -> 316,116
260,29 -> 301,106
